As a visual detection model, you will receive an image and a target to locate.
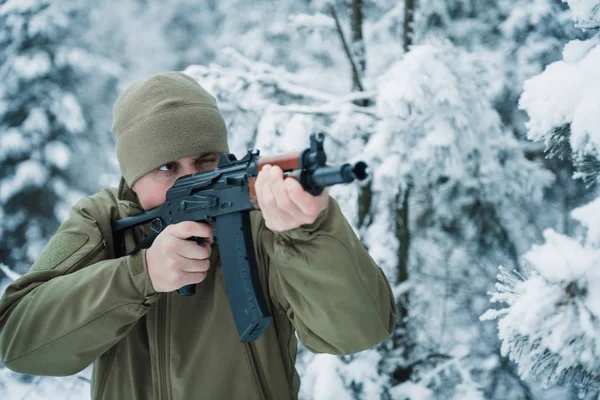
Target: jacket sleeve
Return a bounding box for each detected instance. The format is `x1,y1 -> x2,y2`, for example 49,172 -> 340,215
0,195 -> 159,376
263,196 -> 397,355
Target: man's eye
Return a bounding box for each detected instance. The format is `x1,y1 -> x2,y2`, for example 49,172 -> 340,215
159,163 -> 175,171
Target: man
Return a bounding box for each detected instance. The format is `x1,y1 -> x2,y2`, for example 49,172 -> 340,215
0,72 -> 396,399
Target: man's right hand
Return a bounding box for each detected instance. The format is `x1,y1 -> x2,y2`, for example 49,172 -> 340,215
145,221 -> 213,293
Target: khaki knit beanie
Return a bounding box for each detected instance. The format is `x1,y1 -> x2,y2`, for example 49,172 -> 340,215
112,71 -> 229,186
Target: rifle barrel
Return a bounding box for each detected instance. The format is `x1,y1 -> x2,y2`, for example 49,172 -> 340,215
309,161 -> 368,187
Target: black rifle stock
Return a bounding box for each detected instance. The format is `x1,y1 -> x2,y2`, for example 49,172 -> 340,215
112,133 -> 368,342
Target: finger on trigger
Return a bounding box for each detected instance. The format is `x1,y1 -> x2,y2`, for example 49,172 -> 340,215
176,239 -> 211,260
170,221 -> 213,240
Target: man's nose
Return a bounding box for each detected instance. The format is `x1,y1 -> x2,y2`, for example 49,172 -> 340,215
180,163 -> 200,177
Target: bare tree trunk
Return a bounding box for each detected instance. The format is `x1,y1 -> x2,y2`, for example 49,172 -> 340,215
330,2 -> 371,233
350,0 -> 366,92
396,184 -> 411,329
357,180 -> 372,229
403,0 -> 415,52
329,5 -> 364,93
387,184 -> 415,385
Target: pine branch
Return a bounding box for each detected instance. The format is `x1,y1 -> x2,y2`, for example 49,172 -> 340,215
222,48 -> 321,92
573,152 -> 600,188
535,122 -> 599,187
268,103 -> 376,116
0,39 -> 19,83
190,49 -> 339,103
510,335 -> 600,394
417,352 -> 468,386
575,4 -> 600,29
268,90 -> 377,116
545,123 -> 572,160
484,264 -> 600,396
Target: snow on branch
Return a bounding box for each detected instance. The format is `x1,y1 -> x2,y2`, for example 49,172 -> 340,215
186,62 -> 335,105
519,34 -> 600,185
221,47 -> 337,102
493,4 -> 600,394
564,0 -> 600,29
481,229 -> 600,394
393,280 -> 414,300
268,90 -> 377,116
0,263 -> 21,281
186,49 -> 376,117
0,39 -> 19,83
391,349 -> 485,399
288,13 -> 335,31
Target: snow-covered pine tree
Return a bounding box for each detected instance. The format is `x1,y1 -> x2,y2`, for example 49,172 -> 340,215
495,0 -> 586,138
362,38 -> 555,400
0,0 -> 118,274
496,1 -> 599,247
482,0 -> 600,396
412,0 -> 593,239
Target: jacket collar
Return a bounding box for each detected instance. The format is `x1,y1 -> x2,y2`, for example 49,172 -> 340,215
118,176 -> 141,205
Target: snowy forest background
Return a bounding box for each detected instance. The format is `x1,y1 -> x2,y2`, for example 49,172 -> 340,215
1,0 -> 600,399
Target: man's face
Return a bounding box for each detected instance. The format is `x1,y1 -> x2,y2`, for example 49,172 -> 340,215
131,152 -> 220,210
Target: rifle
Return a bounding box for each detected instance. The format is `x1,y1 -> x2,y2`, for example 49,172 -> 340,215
112,133 -> 368,342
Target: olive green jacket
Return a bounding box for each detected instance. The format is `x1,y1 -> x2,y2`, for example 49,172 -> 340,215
0,181 -> 396,399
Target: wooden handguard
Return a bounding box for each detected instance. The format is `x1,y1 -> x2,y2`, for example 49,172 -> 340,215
248,152 -> 302,209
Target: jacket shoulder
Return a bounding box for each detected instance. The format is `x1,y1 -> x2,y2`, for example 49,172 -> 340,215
29,188 -> 140,272
74,188 -> 142,222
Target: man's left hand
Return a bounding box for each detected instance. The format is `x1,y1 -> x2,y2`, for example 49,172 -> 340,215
255,164 -> 329,232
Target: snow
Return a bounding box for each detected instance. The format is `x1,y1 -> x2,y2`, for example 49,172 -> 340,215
0,129 -> 29,160
564,0 -> 600,28
22,108 -> 50,133
452,383 -> 485,400
53,93 -> 86,134
301,352 -> 387,400
55,47 -> 123,76
0,160 -> 48,202
389,381 -> 433,400
0,0 -> 39,15
12,52 -> 52,80
571,197 -> 600,243
301,355 -> 354,400
44,141 -> 71,169
0,368 -> 91,400
27,2 -> 70,37
563,35 -> 600,62
0,264 -> 21,281
502,1 -> 554,36
288,13 -> 335,31
520,38 -> 600,154
525,229 -> 599,281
